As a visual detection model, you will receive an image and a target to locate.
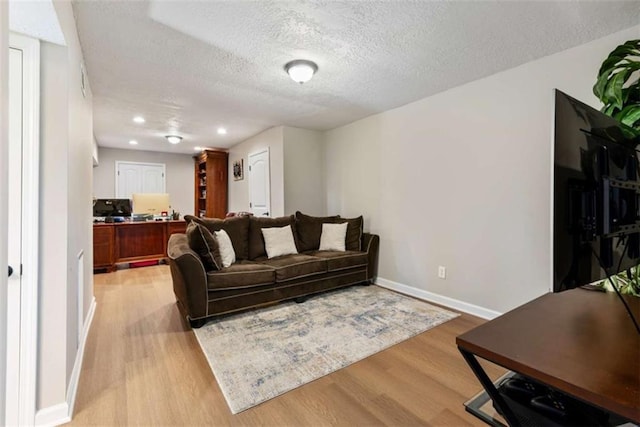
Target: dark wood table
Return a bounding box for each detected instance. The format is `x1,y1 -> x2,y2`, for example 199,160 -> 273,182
457,288 -> 640,426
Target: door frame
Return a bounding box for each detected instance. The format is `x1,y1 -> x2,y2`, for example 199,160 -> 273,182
114,160 -> 166,197
8,32 -> 40,426
248,148 -> 271,217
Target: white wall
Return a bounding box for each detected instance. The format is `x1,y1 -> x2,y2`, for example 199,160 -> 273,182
38,39 -> 69,410
228,126 -> 285,217
324,25 -> 640,314
93,147 -> 194,217
36,0 -> 95,415
283,127 -> 325,216
0,2 -> 9,422
56,0 -> 94,396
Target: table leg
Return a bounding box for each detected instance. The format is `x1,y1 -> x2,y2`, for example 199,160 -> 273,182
458,347 -> 521,427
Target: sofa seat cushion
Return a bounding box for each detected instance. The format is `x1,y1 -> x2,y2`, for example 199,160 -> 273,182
206,261 -> 275,290
256,254 -> 327,282
305,250 -> 368,272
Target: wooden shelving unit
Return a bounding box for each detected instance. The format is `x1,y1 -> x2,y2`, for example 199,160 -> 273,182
194,149 -> 228,218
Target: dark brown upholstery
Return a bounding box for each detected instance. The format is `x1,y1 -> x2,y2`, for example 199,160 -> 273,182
305,250 -> 368,272
169,219 -> 380,327
248,215 -> 296,260
185,222 -> 222,271
206,261 -> 275,290
338,216 -> 363,251
255,254 -> 327,282
185,214 -> 250,260
295,211 -> 341,252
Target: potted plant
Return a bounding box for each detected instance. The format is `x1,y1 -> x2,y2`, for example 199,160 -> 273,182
592,40 -> 640,296
593,39 -> 640,133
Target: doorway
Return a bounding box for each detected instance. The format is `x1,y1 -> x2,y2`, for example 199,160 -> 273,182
6,33 -> 40,426
248,149 -> 270,217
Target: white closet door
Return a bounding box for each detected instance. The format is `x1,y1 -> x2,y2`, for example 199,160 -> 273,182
115,162 -> 165,198
141,165 -> 165,193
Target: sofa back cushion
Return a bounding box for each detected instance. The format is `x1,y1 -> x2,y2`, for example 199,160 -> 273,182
296,211 -> 340,252
295,211 -> 341,252
184,215 -> 250,260
339,215 -> 364,251
248,215 -> 296,260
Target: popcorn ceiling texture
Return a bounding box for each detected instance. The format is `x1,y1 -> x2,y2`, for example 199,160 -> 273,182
72,1 -> 639,154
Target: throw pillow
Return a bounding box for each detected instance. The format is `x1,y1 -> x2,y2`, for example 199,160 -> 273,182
319,222 -> 348,252
184,215 -> 250,260
295,211 -> 342,252
248,215 -> 297,260
186,222 -> 223,271
214,229 -> 236,268
261,225 -> 298,259
339,216 -> 364,251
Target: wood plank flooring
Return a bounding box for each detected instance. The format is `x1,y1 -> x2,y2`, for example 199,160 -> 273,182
67,265 -> 505,426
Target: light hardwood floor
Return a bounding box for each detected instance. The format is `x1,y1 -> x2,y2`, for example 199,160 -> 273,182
67,265 -> 505,426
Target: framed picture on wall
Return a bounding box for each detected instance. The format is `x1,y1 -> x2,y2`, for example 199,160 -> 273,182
233,159 -> 244,181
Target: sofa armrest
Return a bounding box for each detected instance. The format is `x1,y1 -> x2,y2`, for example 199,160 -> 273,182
167,234 -> 209,321
362,233 -> 379,282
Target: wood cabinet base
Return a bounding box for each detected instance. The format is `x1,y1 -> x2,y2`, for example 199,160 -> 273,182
93,220 -> 186,272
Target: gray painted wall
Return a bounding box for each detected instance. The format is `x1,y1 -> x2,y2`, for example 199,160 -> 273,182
323,25 -> 640,314
93,147 -> 194,218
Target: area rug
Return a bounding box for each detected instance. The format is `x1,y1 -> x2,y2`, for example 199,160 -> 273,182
192,285 -> 459,413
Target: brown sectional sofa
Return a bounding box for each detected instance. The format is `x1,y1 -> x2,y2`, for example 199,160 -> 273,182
168,212 -> 379,328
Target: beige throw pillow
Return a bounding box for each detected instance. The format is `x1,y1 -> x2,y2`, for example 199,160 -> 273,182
214,229 -> 236,268
319,222 -> 348,251
261,225 -> 298,259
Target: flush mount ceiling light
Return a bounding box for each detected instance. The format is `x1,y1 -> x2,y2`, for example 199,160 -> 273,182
133,116 -> 145,124
165,135 -> 182,144
194,146 -> 202,151
217,127 -> 227,135
284,59 -> 318,84
129,140 -> 138,145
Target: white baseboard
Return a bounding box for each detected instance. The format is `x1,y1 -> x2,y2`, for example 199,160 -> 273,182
376,277 -> 502,320
33,403 -> 70,427
35,297 -> 96,426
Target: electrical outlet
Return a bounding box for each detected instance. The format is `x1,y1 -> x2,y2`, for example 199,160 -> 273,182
438,266 -> 446,279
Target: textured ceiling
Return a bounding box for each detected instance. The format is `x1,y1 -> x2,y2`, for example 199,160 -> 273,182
73,1 -> 640,154
10,0 -> 65,45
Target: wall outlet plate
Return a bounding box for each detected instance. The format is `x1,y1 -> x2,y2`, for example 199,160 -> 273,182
438,266 -> 446,279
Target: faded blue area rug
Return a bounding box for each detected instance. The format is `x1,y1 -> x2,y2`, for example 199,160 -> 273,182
193,285 -> 459,413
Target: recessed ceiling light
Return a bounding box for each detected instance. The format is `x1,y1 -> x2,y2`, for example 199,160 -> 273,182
284,59 -> 318,84
133,116 -> 145,124
165,135 -> 182,144
217,127 -> 227,135
194,146 -> 202,151
129,140 -> 138,145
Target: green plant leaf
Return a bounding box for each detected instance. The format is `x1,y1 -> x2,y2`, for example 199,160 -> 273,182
604,69 -> 631,109
616,105 -> 640,128
603,104 -> 618,116
594,67 -> 617,99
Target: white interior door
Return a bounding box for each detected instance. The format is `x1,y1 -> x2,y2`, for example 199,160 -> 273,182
248,149 -> 270,217
6,44 -> 23,427
115,161 -> 165,198
6,33 -> 39,426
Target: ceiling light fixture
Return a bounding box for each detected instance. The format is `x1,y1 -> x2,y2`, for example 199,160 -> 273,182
129,140 -> 138,145
165,135 -> 183,144
217,127 -> 227,135
133,116 -> 145,124
194,146 -> 202,151
284,59 -> 318,84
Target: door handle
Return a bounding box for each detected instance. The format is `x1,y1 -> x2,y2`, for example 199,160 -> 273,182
8,266 -> 13,277
262,212 -> 269,216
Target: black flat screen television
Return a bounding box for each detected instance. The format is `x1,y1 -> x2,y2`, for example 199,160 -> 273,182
553,90 -> 640,292
93,199 -> 132,217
